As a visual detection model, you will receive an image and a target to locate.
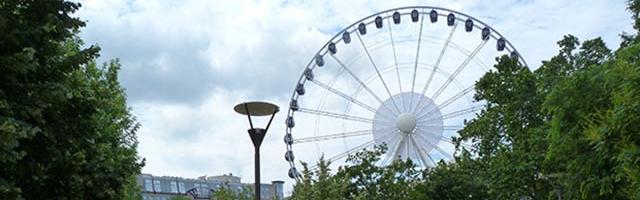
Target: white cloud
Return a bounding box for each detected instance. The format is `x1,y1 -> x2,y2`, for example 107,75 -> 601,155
77,0 -> 635,195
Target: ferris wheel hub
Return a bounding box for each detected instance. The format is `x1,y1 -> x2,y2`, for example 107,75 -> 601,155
396,113 -> 417,133
373,92 -> 445,162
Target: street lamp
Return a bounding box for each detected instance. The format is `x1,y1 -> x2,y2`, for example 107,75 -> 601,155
234,101 -> 279,200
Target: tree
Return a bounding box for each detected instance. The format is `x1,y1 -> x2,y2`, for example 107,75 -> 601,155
123,175 -> 143,200
622,0 -> 640,47
455,54 -> 552,199
290,145 -> 423,200
457,32 -> 635,199
212,186 -> 237,200
289,156 -> 348,200
542,38 -> 640,199
339,145 -> 423,200
237,185 -> 255,200
211,183 -> 253,200
456,21 -> 638,200
414,151 -> 489,200
0,1 -> 143,199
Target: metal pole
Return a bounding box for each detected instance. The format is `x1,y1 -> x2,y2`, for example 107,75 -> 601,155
255,147 -> 260,200
247,128 -> 266,200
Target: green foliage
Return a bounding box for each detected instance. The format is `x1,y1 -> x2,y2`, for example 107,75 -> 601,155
289,156 -> 348,200
211,183 -> 253,200
415,151 -> 489,200
543,41 -> 640,199
458,54 -> 550,199
622,0 -> 640,47
0,0 -> 142,199
629,0 -> 640,31
238,185 -> 255,200
123,175 -> 143,200
290,145 -> 422,200
338,145 -> 422,200
212,186 -> 237,200
459,31 -> 637,199
170,196 -> 192,200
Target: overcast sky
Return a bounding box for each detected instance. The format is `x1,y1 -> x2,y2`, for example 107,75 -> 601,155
77,0 -> 635,194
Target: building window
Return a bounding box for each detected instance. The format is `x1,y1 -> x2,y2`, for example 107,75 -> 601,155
179,182 -> 185,193
153,179 -> 161,192
170,181 -> 178,193
144,179 -> 153,192
193,182 -> 201,195
201,184 -> 208,196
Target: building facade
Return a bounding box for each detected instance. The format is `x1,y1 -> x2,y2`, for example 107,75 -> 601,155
137,173 -> 284,200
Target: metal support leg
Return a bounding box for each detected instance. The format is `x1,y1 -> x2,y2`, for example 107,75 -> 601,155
255,147 -> 261,200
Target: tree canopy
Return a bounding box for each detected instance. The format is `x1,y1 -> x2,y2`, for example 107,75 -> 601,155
1,0 -> 142,199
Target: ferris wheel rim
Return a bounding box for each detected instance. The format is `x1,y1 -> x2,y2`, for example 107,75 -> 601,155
284,6 -> 528,181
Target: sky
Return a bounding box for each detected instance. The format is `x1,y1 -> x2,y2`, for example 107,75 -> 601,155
76,0 -> 635,195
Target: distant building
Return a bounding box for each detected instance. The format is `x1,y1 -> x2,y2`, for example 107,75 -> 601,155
137,173 -> 284,200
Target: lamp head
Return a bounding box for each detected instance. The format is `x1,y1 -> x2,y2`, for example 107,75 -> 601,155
234,101 -> 279,144
234,101 -> 279,116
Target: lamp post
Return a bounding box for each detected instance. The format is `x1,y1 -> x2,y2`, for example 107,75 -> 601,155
234,101 -> 279,200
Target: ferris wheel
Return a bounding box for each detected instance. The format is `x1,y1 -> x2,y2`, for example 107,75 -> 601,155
283,6 -> 527,180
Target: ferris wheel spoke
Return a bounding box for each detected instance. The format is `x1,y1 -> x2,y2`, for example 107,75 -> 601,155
311,139 -> 377,170
442,105 -> 483,119
421,22 -> 458,97
409,14 -> 426,109
422,105 -> 483,121
298,108 -> 374,123
411,148 -> 426,167
443,125 -> 464,131
417,104 -> 482,122
440,136 -> 473,150
414,23 -> 458,112
328,54 -> 397,115
414,127 -> 441,139
437,84 -> 474,110
433,145 -> 454,160
293,129 -> 372,144
417,124 -> 464,131
431,40 -> 487,101
414,105 -> 440,121
439,136 -> 455,144
356,33 -> 401,113
425,149 -> 437,166
414,132 -> 453,161
412,137 -> 438,166
380,131 -> 403,165
387,17 -> 402,95
308,79 -> 377,113
389,134 -> 408,162
408,134 -> 431,167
